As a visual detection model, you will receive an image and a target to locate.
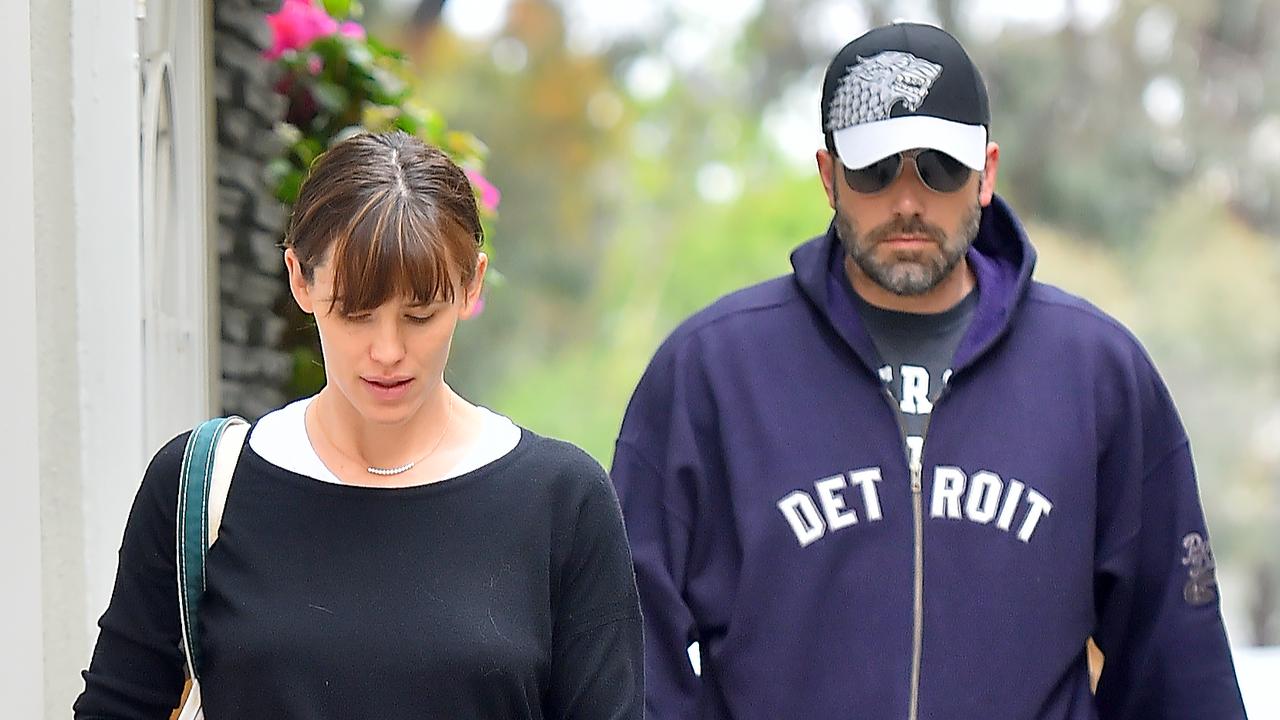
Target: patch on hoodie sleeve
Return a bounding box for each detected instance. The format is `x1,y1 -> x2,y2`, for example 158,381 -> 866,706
1180,532 -> 1218,606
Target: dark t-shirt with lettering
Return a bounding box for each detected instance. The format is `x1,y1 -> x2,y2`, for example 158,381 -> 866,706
850,288 -> 977,466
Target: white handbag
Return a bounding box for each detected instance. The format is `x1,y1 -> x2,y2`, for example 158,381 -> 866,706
174,417 -> 249,720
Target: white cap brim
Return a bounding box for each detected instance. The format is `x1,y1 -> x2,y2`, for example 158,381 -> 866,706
832,115 -> 987,171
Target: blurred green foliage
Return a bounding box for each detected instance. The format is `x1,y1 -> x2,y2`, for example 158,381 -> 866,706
490,173 -> 827,460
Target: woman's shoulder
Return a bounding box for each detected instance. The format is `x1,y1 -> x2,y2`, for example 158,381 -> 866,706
508,430 -> 608,481
143,430 -> 194,492
510,434 -> 632,581
489,430 -> 616,507
139,420 -> 253,508
111,429 -> 198,546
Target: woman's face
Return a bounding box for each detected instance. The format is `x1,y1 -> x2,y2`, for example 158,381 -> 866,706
285,247 -> 486,426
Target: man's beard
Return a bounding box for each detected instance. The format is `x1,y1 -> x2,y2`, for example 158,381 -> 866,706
835,200 -> 982,297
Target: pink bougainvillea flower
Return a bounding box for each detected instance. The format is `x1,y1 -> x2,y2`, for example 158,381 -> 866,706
264,0 -> 339,60
465,168 -> 501,213
338,21 -> 366,41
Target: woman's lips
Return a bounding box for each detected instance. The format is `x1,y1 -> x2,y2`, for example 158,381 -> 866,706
361,376 -> 414,401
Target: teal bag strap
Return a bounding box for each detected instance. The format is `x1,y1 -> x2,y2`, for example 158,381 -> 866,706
177,416 -> 249,681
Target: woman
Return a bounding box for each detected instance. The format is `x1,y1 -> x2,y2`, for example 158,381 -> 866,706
75,132 -> 643,719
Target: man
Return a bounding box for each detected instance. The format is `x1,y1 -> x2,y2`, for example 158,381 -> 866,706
610,22 -> 1248,719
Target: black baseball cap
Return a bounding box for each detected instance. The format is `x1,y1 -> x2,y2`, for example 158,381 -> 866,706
821,22 -> 990,171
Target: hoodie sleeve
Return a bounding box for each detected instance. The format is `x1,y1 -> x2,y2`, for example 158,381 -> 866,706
611,443 -> 701,719
611,330 -> 737,720
1091,349 -> 1247,719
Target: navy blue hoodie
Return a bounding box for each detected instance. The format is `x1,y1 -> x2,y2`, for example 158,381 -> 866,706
611,196 -> 1247,720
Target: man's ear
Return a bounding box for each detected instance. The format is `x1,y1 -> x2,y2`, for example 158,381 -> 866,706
978,142 -> 1000,207
284,248 -> 316,315
459,253 -> 489,320
817,149 -> 838,210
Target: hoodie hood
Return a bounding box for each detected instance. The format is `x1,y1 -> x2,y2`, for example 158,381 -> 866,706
790,193 -> 1037,376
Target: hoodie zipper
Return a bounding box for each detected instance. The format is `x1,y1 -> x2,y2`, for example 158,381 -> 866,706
880,383 -> 945,720
907,452 -> 924,720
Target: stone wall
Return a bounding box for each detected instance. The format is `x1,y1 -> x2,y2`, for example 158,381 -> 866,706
213,0 -> 293,419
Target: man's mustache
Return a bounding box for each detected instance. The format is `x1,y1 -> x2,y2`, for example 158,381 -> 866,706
866,217 -> 947,245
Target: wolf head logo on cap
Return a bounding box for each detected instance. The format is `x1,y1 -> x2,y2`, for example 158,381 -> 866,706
825,51 -> 943,129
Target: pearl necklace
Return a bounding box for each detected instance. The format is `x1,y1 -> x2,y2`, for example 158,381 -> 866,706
315,395 -> 454,477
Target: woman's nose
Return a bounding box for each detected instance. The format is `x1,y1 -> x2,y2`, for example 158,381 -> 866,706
368,318 -> 407,366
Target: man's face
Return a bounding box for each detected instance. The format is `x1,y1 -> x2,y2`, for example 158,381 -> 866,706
820,144 -> 998,297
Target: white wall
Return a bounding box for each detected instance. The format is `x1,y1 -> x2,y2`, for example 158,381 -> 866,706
141,0 -> 217,456
32,0 -> 89,713
73,4 -> 148,658
3,0 -> 215,715
0,2 -> 48,718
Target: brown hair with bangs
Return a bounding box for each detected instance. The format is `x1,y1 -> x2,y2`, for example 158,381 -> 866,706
284,131 -> 484,315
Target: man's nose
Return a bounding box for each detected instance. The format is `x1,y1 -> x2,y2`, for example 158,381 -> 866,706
885,164 -> 929,218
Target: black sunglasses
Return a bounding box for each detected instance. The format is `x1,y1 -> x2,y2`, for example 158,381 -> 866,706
841,149 -> 974,194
